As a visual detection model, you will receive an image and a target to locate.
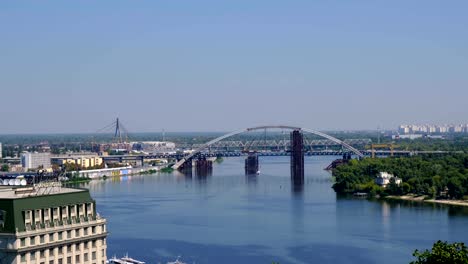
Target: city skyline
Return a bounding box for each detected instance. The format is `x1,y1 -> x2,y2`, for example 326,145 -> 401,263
1,1 -> 467,133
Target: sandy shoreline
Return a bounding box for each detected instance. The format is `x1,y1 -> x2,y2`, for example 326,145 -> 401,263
386,195 -> 468,207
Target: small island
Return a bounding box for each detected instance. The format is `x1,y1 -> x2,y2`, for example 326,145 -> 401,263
332,153 -> 468,206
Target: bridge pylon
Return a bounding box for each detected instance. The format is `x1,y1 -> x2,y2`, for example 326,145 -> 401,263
290,130 -> 304,184
195,156 -> 213,177
245,152 -> 259,175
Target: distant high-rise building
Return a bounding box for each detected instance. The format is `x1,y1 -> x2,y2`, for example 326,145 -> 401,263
21,152 -> 51,170
0,142 -> 2,158
398,125 -> 410,134
0,183 -> 108,263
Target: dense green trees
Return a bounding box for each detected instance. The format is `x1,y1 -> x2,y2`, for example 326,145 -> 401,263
0,164 -> 9,172
410,241 -> 468,264
332,154 -> 468,199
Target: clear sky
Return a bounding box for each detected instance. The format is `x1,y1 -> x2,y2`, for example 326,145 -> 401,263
1,1 -> 467,133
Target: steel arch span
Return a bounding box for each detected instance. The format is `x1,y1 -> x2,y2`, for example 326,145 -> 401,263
172,125 -> 365,169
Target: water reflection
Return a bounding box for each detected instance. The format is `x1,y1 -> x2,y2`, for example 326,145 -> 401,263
245,174 -> 258,186
446,205 -> 468,216
291,181 -> 304,195
195,169 -> 212,180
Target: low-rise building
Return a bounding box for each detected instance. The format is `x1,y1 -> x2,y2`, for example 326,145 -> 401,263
375,172 -> 402,187
0,182 -> 107,263
21,153 -> 51,170
51,154 -> 103,169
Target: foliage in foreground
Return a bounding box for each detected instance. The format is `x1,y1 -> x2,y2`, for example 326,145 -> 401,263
410,240 -> 468,264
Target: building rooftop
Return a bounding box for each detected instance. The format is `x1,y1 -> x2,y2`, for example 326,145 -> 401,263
0,183 -> 85,200
0,183 -> 95,233
51,152 -> 101,158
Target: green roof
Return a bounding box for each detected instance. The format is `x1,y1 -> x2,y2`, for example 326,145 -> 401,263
0,187 -> 95,233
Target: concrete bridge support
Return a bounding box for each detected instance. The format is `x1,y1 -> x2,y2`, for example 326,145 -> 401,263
195,156 -> 213,177
245,153 -> 259,175
179,157 -> 193,174
290,130 -> 304,184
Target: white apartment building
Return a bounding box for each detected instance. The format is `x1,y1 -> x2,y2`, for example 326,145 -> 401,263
21,153 -> 52,170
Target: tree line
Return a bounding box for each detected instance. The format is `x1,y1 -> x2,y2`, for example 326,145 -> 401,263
332,153 -> 468,199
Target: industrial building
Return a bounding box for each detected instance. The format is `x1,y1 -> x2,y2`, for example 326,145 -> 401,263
131,141 -> 176,154
21,153 -> 51,170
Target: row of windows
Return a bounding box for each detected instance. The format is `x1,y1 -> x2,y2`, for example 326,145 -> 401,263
20,226 -> 104,247
24,203 -> 94,224
20,241 -> 105,262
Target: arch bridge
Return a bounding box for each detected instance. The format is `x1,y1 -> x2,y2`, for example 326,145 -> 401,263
172,125 -> 364,170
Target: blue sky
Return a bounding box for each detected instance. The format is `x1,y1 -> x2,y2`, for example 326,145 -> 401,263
1,1 -> 467,133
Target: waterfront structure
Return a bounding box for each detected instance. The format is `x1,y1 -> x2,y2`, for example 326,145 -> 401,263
21,153 -> 51,170
375,172 -> 402,187
131,141 -> 176,154
0,182 -> 107,263
73,165 -> 164,179
51,154 -> 103,169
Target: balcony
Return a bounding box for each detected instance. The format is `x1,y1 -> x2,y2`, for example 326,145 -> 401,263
17,214 -> 106,238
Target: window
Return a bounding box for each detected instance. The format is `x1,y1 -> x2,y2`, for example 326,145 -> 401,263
20,238 -> 25,247
49,261 -> 53,264
67,230 -> 71,239
92,251 -> 96,260
67,257 -> 71,263
21,254 -> 26,262
30,237 -> 35,245
0,210 -> 6,227
58,232 -> 62,240
49,234 -> 53,242
30,252 -> 35,260
76,255 -> 80,262
84,253 -> 88,262
40,250 -> 45,258
58,258 -> 62,264
84,228 -> 88,236
92,226 -> 96,234
40,235 -> 45,243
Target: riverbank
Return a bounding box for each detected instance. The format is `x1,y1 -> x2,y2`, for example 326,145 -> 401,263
386,194 -> 468,207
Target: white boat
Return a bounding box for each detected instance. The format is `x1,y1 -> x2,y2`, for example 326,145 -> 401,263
107,256 -> 130,264
167,257 -> 186,264
121,254 -> 146,264
107,255 -> 145,264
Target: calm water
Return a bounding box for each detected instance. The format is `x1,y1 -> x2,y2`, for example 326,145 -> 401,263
80,156 -> 468,264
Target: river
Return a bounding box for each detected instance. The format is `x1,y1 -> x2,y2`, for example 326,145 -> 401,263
79,156 -> 468,264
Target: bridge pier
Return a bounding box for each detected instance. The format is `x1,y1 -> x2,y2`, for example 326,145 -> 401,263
179,157 -> 193,174
245,153 -> 259,175
195,156 -> 213,177
290,130 -> 304,184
